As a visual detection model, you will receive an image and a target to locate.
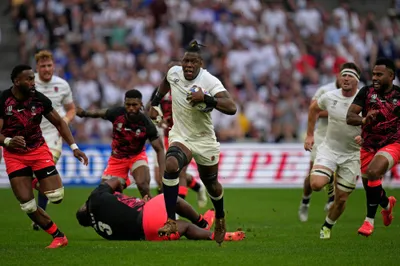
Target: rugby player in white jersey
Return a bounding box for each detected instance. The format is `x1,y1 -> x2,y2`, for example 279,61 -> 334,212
149,40 -> 237,245
298,80 -> 340,222
304,62 -> 362,239
31,50 -> 76,230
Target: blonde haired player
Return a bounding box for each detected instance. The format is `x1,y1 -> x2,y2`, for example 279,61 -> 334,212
31,50 -> 76,230
304,62 -> 362,239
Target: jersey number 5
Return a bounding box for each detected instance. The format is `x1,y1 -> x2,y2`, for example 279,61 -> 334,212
97,221 -> 113,235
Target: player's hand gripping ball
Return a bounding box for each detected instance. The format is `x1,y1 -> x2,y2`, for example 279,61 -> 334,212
187,86 -> 213,112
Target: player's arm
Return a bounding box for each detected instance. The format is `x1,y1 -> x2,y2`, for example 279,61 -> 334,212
0,119 -> 25,148
45,109 -> 88,165
346,87 -> 369,126
146,117 -> 165,179
62,83 -> 76,124
76,107 -> 108,119
346,104 -> 364,126
304,97 -> 326,151
212,91 -> 237,115
306,101 -> 324,138
150,137 -> 165,181
150,77 -> 171,122
310,99 -> 328,118
63,102 -> 76,124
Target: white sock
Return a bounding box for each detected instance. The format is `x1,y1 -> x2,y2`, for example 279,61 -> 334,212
325,216 -> 336,226
365,217 -> 374,226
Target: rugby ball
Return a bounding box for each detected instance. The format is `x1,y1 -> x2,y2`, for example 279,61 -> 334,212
189,86 -> 212,112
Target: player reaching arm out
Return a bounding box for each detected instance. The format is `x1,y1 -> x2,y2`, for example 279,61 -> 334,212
76,90 -> 165,197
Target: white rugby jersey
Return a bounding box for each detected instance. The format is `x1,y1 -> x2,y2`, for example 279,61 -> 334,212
317,89 -> 361,155
166,66 -> 226,140
312,82 -> 337,145
35,74 -> 73,134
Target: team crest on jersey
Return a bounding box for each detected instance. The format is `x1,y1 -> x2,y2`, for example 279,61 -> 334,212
31,106 -> 36,115
54,86 -> 58,92
135,129 -> 141,136
393,98 -> 398,105
371,94 -> 377,102
331,100 -> 337,108
116,123 -> 123,131
5,106 -> 12,115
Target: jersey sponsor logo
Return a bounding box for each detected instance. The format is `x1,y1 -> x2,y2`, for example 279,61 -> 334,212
173,78 -> 179,84
6,106 -> 13,115
31,106 -> 37,115
17,108 -> 24,112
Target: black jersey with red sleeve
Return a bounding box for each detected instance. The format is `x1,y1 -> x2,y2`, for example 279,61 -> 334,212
352,85 -> 400,151
104,107 -> 158,159
0,88 -> 53,153
86,183 -> 145,240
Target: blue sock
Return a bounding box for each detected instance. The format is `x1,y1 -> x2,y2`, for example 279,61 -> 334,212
38,192 -> 48,211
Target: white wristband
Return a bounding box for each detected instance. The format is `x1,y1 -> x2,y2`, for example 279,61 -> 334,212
70,143 -> 79,150
3,137 -> 11,147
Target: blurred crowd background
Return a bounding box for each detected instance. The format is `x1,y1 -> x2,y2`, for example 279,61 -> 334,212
5,0 -> 400,144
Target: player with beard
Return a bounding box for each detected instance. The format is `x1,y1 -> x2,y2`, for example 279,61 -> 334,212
149,87 -> 207,208
149,40 -> 237,245
346,58 -> 398,237
0,65 -> 88,248
76,89 -> 165,197
31,50 -> 76,231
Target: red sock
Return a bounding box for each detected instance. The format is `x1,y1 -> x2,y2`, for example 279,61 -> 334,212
178,186 -> 188,199
368,179 -> 382,187
188,179 -> 201,192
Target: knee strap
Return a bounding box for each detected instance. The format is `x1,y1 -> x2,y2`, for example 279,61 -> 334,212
20,199 -> 37,213
44,187 -> 64,203
166,146 -> 188,171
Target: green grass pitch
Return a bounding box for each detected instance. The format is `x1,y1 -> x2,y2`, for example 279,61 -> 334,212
0,187 -> 398,266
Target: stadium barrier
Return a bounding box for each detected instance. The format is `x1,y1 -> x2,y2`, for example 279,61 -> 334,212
0,143 -> 399,188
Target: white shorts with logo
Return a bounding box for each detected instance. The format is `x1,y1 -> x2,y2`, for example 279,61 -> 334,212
169,131 -> 220,166
314,144 -> 360,192
43,129 -> 63,164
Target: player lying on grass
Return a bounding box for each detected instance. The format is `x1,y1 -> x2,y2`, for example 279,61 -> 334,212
76,178 -> 245,241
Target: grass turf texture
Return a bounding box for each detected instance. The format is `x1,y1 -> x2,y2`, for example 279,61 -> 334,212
0,188 -> 398,266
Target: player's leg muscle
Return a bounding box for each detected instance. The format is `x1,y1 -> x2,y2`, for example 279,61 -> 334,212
366,154 -> 391,180
35,170 -> 64,204
310,165 -> 333,191
131,164 -> 151,197
197,163 -> 221,197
